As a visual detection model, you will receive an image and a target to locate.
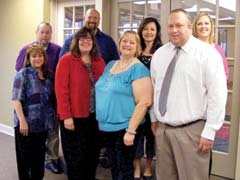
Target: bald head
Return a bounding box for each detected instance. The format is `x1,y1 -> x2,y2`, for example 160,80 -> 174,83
84,8 -> 100,32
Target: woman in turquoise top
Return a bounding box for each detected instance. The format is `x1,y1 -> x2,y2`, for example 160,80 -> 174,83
96,31 -> 153,180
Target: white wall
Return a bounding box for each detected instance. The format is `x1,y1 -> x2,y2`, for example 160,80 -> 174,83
0,0 -> 47,133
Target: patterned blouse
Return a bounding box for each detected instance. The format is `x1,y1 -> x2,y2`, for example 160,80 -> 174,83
12,67 -> 56,132
138,53 -> 152,70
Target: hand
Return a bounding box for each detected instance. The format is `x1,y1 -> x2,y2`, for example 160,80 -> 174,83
198,137 -> 213,152
64,118 -> 75,131
123,132 -> 135,146
151,122 -> 158,136
19,119 -> 28,136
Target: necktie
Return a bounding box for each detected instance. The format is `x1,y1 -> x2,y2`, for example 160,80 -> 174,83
159,47 -> 181,116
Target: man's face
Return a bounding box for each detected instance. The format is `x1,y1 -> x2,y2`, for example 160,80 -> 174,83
36,24 -> 52,47
84,10 -> 100,31
167,11 -> 192,47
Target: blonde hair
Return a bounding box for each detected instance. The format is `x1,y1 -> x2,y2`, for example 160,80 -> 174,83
118,31 -> 142,57
192,12 -> 215,44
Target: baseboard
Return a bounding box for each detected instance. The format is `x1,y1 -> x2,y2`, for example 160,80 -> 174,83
0,124 -> 14,136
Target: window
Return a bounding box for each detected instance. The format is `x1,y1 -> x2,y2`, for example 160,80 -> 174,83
63,4 -> 95,41
117,0 -> 161,37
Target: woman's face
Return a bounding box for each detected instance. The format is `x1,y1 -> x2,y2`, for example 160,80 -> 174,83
196,15 -> 212,39
119,33 -> 137,57
29,51 -> 44,69
142,21 -> 157,43
78,33 -> 93,54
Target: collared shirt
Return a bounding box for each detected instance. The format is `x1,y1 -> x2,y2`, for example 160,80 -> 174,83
12,67 -> 56,132
15,42 -> 61,72
150,36 -> 227,140
59,28 -> 120,64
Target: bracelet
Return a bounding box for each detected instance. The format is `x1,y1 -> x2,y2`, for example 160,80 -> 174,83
126,128 -> 137,135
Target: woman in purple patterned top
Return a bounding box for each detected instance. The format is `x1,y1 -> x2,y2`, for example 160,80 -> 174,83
134,17 -> 163,180
12,43 -> 55,180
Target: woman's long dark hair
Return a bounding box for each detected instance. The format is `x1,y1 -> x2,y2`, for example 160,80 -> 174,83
138,17 -> 163,54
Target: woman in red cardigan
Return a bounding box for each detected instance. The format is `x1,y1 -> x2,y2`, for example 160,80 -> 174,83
55,26 -> 105,180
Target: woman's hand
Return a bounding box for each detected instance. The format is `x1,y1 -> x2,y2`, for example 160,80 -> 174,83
64,118 -> 75,131
123,132 -> 135,146
13,100 -> 29,136
19,119 -> 28,136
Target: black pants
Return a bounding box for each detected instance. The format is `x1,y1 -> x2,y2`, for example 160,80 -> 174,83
60,114 -> 100,180
15,127 -> 47,180
135,113 -> 155,158
102,129 -> 140,180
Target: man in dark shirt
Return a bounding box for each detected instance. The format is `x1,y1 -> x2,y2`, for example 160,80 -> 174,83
15,22 -> 62,174
59,8 -> 120,64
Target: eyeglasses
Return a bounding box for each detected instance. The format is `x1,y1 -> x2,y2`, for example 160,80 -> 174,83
78,37 -> 92,42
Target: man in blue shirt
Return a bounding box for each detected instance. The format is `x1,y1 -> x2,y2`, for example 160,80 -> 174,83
59,8 -> 120,64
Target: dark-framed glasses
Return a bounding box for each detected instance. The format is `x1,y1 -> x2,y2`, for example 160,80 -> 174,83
78,37 -> 92,42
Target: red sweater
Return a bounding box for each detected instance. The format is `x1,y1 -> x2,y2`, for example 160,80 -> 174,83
55,52 -> 105,120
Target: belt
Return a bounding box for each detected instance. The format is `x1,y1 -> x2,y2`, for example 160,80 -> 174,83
165,119 -> 205,128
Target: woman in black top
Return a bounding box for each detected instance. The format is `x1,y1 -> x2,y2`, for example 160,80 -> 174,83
134,17 -> 162,180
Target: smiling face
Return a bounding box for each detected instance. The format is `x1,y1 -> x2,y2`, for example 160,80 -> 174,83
142,21 -> 157,43
84,9 -> 100,32
78,33 -> 93,54
119,33 -> 137,58
196,15 -> 212,41
167,11 -> 192,47
29,50 -> 45,70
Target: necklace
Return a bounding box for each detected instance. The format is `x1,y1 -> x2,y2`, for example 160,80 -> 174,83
116,58 -> 134,71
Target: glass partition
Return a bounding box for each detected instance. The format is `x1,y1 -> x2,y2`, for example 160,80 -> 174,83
117,0 -> 161,38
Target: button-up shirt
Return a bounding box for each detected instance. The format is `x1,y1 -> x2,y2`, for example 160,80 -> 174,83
150,36 -> 227,140
12,67 -> 56,132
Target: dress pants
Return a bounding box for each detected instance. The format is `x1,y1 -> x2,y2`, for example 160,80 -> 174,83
60,114 -> 100,180
45,127 -> 60,162
155,120 -> 210,180
15,127 -> 47,180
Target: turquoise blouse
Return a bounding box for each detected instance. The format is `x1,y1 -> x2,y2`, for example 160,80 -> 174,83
96,60 -> 150,132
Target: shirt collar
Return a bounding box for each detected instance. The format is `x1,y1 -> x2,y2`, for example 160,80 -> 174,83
96,28 -> 101,36
169,35 -> 194,54
181,35 -> 194,53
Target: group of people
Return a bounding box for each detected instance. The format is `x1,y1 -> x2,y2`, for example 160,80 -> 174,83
12,7 -> 227,180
